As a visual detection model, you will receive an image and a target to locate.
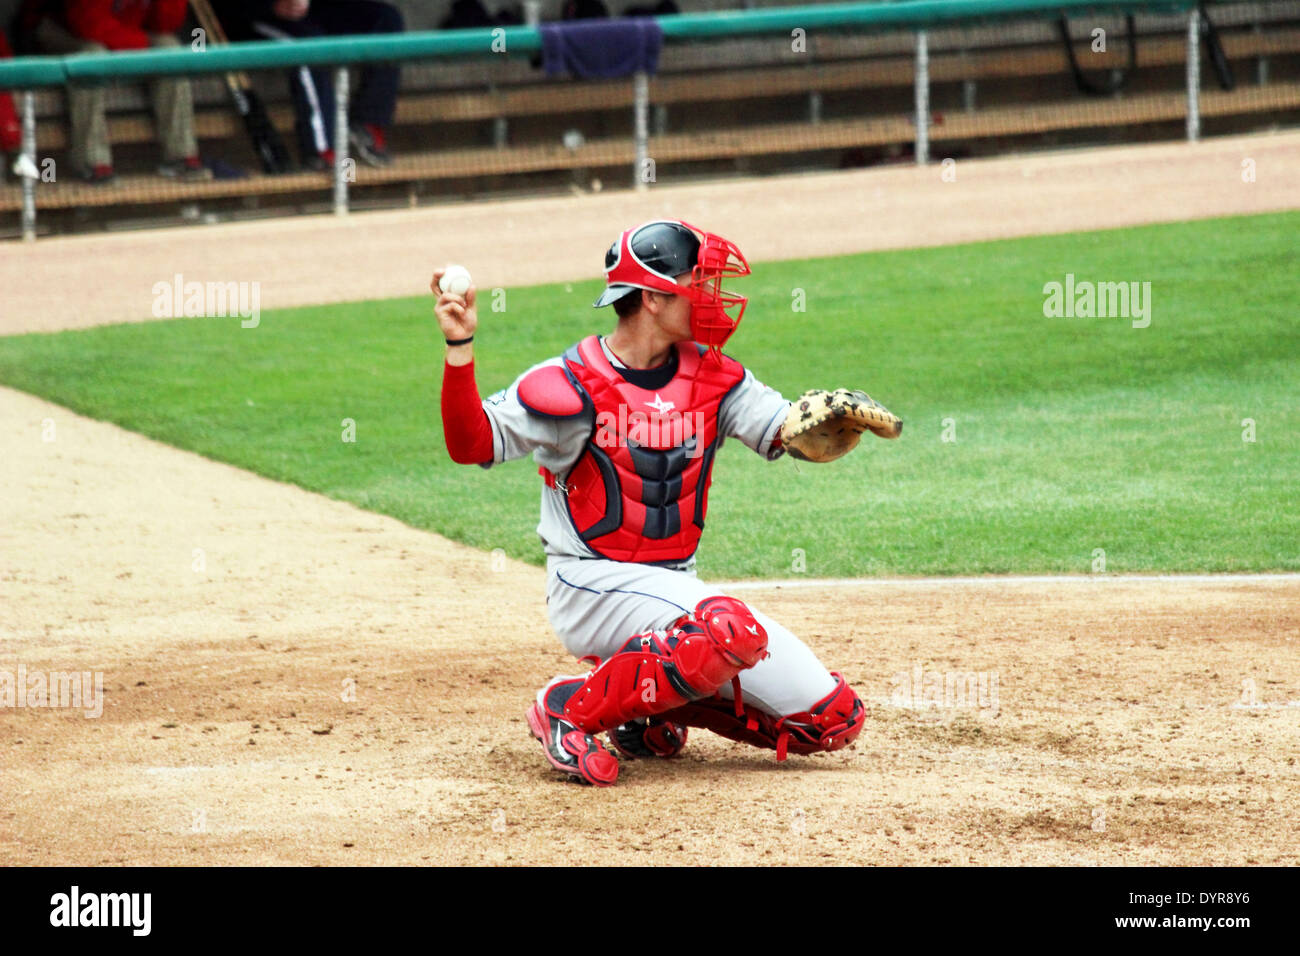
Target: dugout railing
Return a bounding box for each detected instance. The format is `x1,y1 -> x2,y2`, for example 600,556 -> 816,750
1,0 -> 1297,241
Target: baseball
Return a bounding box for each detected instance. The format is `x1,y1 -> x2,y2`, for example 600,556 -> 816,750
439,264 -> 472,296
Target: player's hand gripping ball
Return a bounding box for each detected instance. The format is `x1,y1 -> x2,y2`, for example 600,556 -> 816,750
780,388 -> 902,463
433,264 -> 478,346
439,264 -> 472,296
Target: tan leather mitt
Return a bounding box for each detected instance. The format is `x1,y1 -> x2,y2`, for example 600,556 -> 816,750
779,388 -> 903,462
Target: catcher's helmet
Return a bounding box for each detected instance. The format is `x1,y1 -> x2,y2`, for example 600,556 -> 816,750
593,219 -> 750,354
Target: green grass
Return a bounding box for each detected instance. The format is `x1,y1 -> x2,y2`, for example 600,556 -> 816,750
2,211 -> 1297,577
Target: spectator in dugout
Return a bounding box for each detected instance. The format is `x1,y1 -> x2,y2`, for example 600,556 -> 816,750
211,1 -> 403,169
15,0 -> 209,184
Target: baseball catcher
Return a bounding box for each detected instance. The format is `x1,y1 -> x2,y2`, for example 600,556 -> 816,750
436,219 -> 900,786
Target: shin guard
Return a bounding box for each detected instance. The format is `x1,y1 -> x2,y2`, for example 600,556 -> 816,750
668,671 -> 866,760
564,596 -> 769,735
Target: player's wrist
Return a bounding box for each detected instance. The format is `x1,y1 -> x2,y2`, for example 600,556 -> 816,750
445,341 -> 474,366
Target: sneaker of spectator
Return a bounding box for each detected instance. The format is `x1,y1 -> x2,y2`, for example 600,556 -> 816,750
349,123 -> 391,167
158,156 -> 213,181
303,149 -> 335,172
12,152 -> 40,180
79,163 -> 117,185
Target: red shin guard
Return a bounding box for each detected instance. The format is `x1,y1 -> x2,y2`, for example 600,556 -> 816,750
564,596 -> 769,735
668,671 -> 866,761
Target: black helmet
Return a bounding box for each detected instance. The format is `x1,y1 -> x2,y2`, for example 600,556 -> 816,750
593,220 -> 702,307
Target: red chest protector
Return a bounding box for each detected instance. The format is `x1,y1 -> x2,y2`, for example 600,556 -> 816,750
518,335 -> 745,564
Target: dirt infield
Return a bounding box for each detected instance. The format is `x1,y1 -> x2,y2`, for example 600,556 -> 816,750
3,385 -> 1298,866
3,132 -> 1299,865
2,129 -> 1299,334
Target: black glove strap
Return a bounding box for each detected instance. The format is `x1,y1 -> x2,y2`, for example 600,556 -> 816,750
445,335 -> 474,346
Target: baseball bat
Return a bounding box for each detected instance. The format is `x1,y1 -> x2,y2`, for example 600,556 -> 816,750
190,0 -> 294,174
1199,2 -> 1236,92
1058,14 -> 1137,97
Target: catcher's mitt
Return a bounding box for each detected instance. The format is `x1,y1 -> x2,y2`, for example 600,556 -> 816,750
779,388 -> 902,463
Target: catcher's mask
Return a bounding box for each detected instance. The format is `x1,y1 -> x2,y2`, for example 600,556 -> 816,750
593,219 -> 750,355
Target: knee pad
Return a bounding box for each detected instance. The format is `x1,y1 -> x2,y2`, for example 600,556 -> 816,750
668,672 -> 866,760
564,596 -> 769,735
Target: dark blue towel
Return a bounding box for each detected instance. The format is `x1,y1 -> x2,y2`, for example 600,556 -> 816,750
540,18 -> 663,79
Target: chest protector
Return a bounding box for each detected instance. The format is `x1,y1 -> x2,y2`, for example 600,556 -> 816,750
518,335 -> 745,564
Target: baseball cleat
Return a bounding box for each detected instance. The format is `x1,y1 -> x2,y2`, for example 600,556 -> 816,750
349,123 -> 392,167
526,677 -> 619,787
608,717 -> 689,759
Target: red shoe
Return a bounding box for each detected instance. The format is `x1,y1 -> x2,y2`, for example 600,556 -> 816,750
303,149 -> 336,172
158,155 -> 211,181
349,123 -> 391,167
526,677 -> 619,787
79,163 -> 116,185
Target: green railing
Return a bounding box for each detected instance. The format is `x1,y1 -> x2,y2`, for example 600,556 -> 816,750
3,0 -> 1232,241
0,0 -> 1200,90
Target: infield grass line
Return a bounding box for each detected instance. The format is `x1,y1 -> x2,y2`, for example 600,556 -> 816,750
716,573 -> 1300,589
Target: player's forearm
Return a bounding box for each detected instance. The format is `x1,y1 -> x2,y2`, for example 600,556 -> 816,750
441,358 -> 494,465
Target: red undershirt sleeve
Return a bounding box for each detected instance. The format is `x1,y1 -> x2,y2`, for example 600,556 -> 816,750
441,360 -> 495,465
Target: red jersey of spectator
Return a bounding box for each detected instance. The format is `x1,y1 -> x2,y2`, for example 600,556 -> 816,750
18,0 -> 189,51
0,30 -> 20,153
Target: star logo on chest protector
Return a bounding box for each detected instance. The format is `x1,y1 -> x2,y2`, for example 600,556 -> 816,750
645,393 -> 676,415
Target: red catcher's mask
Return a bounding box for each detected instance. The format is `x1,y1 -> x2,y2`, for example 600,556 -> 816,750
599,219 -> 751,357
